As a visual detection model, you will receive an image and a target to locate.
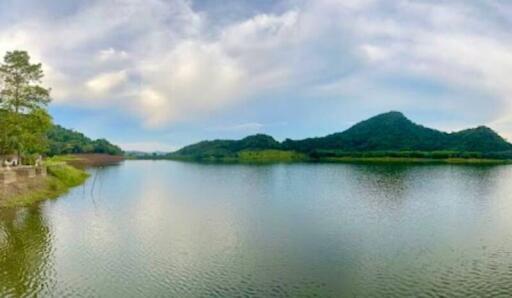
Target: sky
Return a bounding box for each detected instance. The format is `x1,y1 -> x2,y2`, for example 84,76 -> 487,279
1,0 -> 512,152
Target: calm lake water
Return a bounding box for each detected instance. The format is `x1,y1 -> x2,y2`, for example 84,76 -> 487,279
2,161 -> 512,297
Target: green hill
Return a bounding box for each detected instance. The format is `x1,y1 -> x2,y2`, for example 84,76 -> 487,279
449,126 -> 512,152
171,134 -> 281,160
282,112 -> 449,152
168,111 -> 512,162
47,125 -> 123,156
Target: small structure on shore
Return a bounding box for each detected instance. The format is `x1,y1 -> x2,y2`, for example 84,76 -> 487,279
0,155 -> 47,185
35,155 -> 43,167
1,155 -> 20,168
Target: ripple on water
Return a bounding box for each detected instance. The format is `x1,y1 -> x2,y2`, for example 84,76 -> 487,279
2,162 -> 512,297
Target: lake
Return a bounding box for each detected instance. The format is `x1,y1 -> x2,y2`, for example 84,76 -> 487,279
2,160 -> 512,296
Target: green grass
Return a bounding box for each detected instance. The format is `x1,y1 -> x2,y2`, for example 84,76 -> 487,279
237,150 -> 307,163
0,161 -> 89,208
46,162 -> 90,186
45,155 -> 80,163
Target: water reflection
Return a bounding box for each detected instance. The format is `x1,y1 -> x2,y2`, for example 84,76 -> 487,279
1,161 -> 512,296
0,205 -> 54,296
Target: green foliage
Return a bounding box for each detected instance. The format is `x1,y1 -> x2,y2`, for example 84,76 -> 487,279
46,125 -> 123,156
0,50 -> 50,113
168,112 -> 512,162
0,110 -> 17,155
19,108 -> 53,154
0,51 -> 53,159
449,126 -> 512,152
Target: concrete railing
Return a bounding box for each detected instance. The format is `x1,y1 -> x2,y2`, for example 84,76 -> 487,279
0,166 -> 48,185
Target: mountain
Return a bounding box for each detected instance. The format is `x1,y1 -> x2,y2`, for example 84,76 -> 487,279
283,111 -> 512,153
282,111 -> 449,152
168,111 -> 512,161
47,125 -> 123,156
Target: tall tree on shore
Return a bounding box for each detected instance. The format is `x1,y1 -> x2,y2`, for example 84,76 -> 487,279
0,51 -> 52,161
0,51 -> 50,114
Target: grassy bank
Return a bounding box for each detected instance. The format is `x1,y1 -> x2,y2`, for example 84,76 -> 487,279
1,154 -> 125,208
0,162 -> 89,208
0,154 -> 123,208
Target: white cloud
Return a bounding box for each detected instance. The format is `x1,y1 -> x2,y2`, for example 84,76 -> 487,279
360,44 -> 390,62
97,48 -> 129,62
304,0 -> 512,134
0,0 -> 304,127
117,141 -> 178,152
86,70 -> 128,95
2,0 -> 512,136
134,40 -> 246,127
209,122 -> 264,133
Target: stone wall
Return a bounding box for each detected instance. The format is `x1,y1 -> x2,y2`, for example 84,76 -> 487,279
0,171 -> 16,185
0,166 -> 48,185
36,166 -> 47,177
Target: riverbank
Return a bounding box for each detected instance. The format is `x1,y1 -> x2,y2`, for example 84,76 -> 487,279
0,163 -> 89,208
0,154 -> 124,208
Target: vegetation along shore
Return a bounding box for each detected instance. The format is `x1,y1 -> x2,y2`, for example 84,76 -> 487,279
0,154 -> 123,208
0,159 -> 88,208
0,50 -> 123,208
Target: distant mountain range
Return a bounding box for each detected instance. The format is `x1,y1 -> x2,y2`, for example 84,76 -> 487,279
167,111 -> 512,162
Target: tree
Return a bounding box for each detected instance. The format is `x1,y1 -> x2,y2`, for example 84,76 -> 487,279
0,51 -> 52,162
0,110 -> 17,156
19,109 -> 52,156
0,51 -> 50,114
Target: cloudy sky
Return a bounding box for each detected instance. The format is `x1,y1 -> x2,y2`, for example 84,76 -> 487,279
2,0 -> 512,151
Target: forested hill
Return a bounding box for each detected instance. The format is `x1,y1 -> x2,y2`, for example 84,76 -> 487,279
168,111 -> 512,161
47,125 -> 123,156
282,111 -> 512,152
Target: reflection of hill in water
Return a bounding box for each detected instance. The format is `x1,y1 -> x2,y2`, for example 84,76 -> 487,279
0,161 -> 510,296
0,205 -> 54,296
345,164 -> 501,208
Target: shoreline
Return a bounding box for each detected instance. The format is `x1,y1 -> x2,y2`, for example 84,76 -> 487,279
319,156 -> 511,165
0,154 -> 124,208
164,155 -> 511,165
161,149 -> 512,165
